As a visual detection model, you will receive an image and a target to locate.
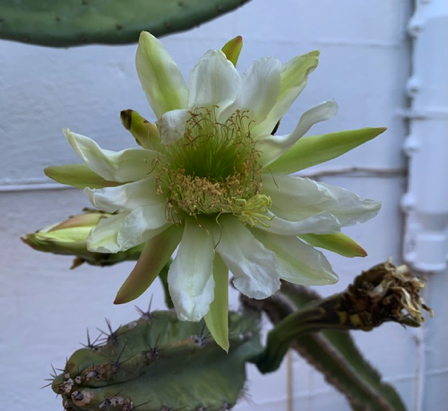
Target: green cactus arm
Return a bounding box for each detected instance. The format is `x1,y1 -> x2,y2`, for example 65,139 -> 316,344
279,283 -> 408,411
242,292 -> 406,411
51,310 -> 262,410
0,0 -> 251,47
240,261 -> 432,411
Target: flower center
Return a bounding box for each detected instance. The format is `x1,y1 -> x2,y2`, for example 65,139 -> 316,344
155,107 -> 271,226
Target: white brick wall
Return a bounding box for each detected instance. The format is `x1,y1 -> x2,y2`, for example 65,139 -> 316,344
1,1 -> 427,410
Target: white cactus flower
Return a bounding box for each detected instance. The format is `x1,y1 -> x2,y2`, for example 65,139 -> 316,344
46,32 -> 384,350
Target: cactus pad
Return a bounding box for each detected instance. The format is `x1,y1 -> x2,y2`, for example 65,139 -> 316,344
51,309 -> 261,410
0,0 -> 250,47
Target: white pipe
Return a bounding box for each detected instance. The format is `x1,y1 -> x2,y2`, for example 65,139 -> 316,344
403,0 -> 448,272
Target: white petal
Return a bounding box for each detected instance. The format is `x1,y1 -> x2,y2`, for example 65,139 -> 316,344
215,216 -> 280,299
64,129 -> 156,183
317,181 -> 381,226
168,219 -> 215,322
258,101 -> 339,166
117,205 -> 169,250
86,212 -> 129,253
263,174 -> 336,220
251,229 -> 338,285
136,32 -> 188,118
156,109 -> 191,145
263,174 -> 380,227
219,57 -> 281,125
84,178 -> 161,213
260,211 -> 341,236
253,51 -> 320,136
188,50 -> 240,114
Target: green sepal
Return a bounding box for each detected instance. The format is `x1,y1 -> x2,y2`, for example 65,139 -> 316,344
45,164 -> 121,189
299,233 -> 367,258
158,259 -> 174,309
221,36 -> 243,67
120,109 -> 163,151
114,225 -> 182,304
267,127 -> 386,174
204,254 -> 229,352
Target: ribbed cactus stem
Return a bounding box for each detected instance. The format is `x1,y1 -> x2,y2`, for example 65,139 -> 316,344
51,310 -> 262,410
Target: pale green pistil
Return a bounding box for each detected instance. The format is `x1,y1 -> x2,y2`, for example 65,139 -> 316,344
155,107 -> 271,226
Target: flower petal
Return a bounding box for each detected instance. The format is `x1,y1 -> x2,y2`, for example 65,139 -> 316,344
64,129 -> 156,183
156,109 -> 191,145
263,174 -> 339,220
318,181 -> 381,226
86,211 -> 129,253
136,32 -> 188,118
263,174 -> 381,227
253,51 -> 320,136
168,219 -> 216,322
204,254 -> 229,352
220,57 -> 281,125
117,205 -> 170,250
114,225 -> 182,304
268,127 -> 386,174
258,101 -> 338,167
188,50 -> 240,114
215,216 -> 280,299
84,178 -> 161,213
260,211 -> 341,236
299,233 -> 367,258
44,164 -> 121,189
251,229 -> 338,285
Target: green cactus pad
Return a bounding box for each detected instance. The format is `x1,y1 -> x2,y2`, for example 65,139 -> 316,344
51,309 -> 261,410
0,0 -> 251,47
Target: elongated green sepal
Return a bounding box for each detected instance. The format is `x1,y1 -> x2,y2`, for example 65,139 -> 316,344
221,36 -> 243,67
205,255 -> 229,352
299,233 -> 367,258
45,164 -> 120,189
120,109 -> 163,151
267,127 -> 386,174
114,225 -> 182,304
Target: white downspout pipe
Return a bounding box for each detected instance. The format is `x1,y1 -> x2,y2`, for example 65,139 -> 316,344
403,0 -> 448,272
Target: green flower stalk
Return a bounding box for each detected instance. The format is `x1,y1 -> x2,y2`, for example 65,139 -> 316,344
22,210 -> 145,269
246,261 -> 434,373
44,33 -> 386,349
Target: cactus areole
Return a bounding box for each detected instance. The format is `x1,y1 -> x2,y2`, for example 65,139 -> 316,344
45,32 -> 385,349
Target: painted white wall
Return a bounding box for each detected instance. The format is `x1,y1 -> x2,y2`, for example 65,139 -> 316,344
1,0 -> 433,410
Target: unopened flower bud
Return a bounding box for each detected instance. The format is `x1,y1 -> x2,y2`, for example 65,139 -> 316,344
22,210 -> 144,268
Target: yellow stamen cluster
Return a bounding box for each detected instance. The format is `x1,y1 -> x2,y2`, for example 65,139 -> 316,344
155,107 -> 271,227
